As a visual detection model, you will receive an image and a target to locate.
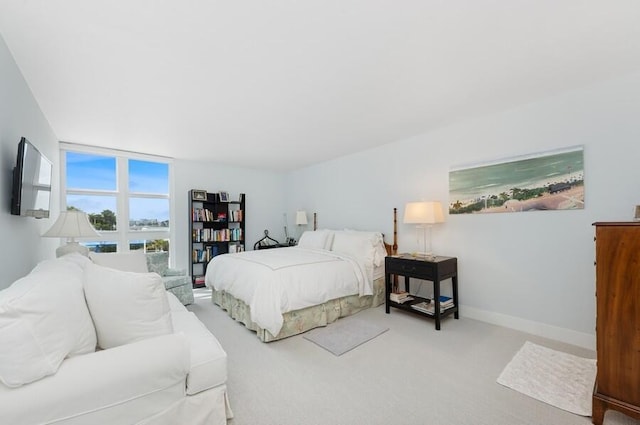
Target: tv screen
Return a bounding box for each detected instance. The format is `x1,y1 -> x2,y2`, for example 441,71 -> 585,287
10,137 -> 52,219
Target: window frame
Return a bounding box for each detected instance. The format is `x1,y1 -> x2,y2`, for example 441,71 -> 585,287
59,142 -> 175,256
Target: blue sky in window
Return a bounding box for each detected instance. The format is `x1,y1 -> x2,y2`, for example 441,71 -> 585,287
66,153 -> 169,221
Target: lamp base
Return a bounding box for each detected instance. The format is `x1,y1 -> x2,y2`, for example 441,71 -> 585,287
56,241 -> 89,258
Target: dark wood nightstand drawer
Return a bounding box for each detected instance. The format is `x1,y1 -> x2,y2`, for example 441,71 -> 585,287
386,256 -> 435,279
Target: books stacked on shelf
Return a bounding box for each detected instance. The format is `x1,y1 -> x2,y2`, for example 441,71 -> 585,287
230,228 -> 243,241
411,301 -> 433,314
438,295 -> 454,309
192,245 -> 219,263
230,209 -> 243,222
192,228 -> 236,242
194,276 -> 205,286
410,296 -> 455,315
192,208 -> 215,222
228,243 -> 245,253
390,291 -> 414,303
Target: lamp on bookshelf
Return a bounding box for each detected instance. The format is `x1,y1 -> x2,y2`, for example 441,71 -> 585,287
43,210 -> 101,258
403,201 -> 444,259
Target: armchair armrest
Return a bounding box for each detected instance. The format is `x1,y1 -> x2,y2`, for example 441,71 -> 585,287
164,268 -> 186,277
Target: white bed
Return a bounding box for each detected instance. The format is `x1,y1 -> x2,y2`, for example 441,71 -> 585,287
205,228 -> 393,341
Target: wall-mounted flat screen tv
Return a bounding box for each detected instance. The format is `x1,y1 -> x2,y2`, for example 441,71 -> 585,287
10,137 -> 52,219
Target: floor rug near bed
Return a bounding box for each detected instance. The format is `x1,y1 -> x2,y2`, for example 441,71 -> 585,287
303,318 -> 389,356
496,341 -> 596,416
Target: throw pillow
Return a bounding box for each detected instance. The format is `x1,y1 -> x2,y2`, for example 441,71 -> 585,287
83,262 -> 173,349
0,259 -> 97,387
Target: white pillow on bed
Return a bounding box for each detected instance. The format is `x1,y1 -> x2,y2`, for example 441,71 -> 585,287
297,230 -> 330,250
335,230 -> 388,267
331,231 -> 377,266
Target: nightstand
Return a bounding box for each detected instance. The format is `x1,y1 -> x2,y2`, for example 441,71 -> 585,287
385,254 -> 459,330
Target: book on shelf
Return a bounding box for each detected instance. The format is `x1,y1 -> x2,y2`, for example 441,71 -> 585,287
390,291 -> 414,303
438,296 -> 454,309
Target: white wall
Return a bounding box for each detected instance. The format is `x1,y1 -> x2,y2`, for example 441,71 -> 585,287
0,35 -> 59,289
173,159 -> 286,273
285,72 -> 640,349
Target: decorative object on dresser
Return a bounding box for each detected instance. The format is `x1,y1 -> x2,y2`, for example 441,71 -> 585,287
591,222 -> 640,425
43,210 -> 101,257
189,190 -> 245,287
385,254 -> 458,330
403,201 -> 444,259
634,205 -> 640,221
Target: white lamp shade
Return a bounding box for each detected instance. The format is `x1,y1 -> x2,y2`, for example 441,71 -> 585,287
43,210 -> 101,239
295,210 -> 308,225
403,201 -> 445,224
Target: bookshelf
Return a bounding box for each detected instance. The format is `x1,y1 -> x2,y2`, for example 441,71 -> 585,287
189,190 -> 245,287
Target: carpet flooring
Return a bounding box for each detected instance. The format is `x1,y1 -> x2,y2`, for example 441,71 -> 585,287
189,288 -> 640,425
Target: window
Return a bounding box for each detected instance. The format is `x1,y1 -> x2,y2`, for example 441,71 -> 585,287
61,143 -> 173,254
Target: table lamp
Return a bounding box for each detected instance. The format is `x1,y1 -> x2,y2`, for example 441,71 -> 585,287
43,210 -> 100,257
403,201 -> 444,259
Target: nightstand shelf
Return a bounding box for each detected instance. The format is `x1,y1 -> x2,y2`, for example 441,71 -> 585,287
385,254 -> 459,330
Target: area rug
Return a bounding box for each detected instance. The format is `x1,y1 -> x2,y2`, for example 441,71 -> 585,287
303,318 -> 388,356
497,341 -> 596,416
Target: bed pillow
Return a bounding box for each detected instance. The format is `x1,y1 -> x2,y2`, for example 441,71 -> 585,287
320,229 -> 335,250
331,231 -> 376,266
89,251 -> 149,273
83,262 -> 173,349
343,229 -> 388,266
0,259 -> 97,387
297,230 -> 330,250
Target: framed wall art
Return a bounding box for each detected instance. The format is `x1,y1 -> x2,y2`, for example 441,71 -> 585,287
449,146 -> 584,215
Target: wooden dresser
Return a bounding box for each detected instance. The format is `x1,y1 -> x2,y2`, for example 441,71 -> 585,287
592,222 -> 640,425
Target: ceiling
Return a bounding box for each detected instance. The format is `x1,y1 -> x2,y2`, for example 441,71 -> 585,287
1,1 -> 640,171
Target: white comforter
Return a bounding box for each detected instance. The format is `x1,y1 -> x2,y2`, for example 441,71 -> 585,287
204,247 -> 372,336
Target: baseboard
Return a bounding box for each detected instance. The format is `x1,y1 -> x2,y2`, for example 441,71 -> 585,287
460,304 -> 595,351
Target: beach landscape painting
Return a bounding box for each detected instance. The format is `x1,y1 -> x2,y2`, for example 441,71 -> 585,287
449,146 -> 584,214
